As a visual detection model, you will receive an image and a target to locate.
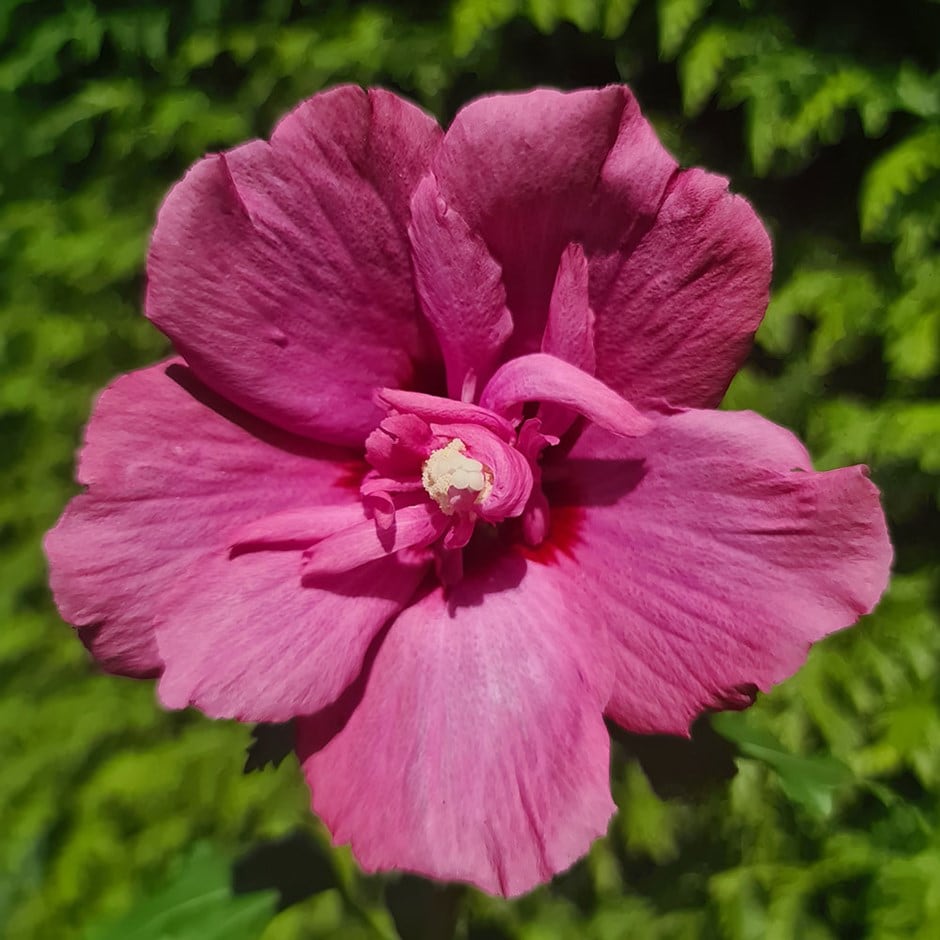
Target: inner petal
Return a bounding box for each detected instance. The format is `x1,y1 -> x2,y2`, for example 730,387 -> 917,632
479,353 -> 651,439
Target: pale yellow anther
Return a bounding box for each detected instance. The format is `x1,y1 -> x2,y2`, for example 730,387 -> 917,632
422,439 -> 492,515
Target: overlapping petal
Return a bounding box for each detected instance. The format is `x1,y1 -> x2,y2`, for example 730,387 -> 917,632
548,409 -> 892,735
479,353 -> 652,438
408,174 -> 513,401
431,86 -> 677,356
45,360 -> 426,718
147,86 -> 443,446
297,553 -> 615,896
427,86 -> 773,412
542,243 -> 595,374
589,169 -> 772,408
156,547 -> 427,722
301,503 -> 444,579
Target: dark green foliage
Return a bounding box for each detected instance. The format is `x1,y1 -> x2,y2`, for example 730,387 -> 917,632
1,1 -> 938,937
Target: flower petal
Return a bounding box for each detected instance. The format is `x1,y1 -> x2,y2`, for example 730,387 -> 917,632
376,388 -> 516,442
301,502 -> 446,579
540,243 -> 596,437
156,550 -> 428,721
542,243 -> 596,374
43,360 -> 355,676
146,86 -> 443,446
590,169 -> 772,409
409,173 -> 513,401
44,360 -> 424,720
434,86 -> 677,355
479,353 -> 652,438
296,553 -> 615,896
552,409 -> 892,735
365,413 -> 435,479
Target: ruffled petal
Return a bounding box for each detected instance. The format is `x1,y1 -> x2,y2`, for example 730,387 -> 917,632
590,169 -> 772,409
434,86 -> 677,355
45,361 -> 424,719
296,553 -> 615,896
552,409 -> 892,735
409,174 -> 513,401
147,86 -> 443,446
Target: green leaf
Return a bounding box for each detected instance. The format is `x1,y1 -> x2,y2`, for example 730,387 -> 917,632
759,264 -> 883,372
244,723 -> 295,774
451,0 -> 520,56
861,124 -> 940,238
679,23 -> 754,114
603,0 -> 641,37
658,0 -> 711,60
786,66 -> 892,152
713,714 -> 855,817
885,258 -> 940,379
84,845 -> 277,940
895,64 -> 940,119
614,762 -> 680,863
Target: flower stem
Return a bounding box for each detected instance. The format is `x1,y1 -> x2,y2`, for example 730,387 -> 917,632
422,883 -> 464,940
386,877 -> 465,940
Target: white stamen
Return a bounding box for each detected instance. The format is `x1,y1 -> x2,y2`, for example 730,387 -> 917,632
422,439 -> 492,515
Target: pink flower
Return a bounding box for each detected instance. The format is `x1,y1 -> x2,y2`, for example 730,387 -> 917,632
44,85 -> 891,896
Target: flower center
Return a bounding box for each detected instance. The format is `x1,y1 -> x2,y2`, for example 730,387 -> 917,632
234,357 -> 654,590
421,439 -> 493,515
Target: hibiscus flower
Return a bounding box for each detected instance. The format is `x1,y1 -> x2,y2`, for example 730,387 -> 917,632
44,85 -> 892,896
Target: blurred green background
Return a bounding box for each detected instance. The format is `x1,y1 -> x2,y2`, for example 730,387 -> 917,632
2,0 -> 939,937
